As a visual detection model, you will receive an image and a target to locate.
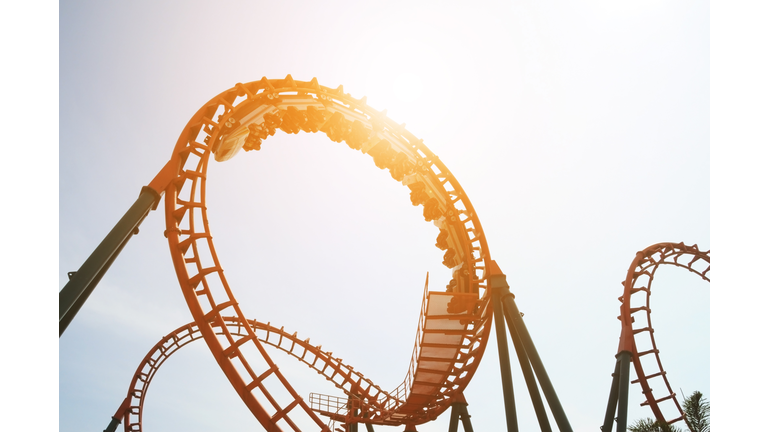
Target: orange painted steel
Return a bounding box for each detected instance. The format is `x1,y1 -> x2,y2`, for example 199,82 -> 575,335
113,292 -> 491,430
310,277 -> 492,426
114,317 -> 416,431
162,76 -> 495,430
616,242 -> 709,427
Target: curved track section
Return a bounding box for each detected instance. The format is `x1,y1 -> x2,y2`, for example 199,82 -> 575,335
617,242 -> 709,427
118,317 -> 401,432
163,76 -> 495,429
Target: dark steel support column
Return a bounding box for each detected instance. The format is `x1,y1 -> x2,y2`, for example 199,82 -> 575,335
347,394 -> 359,432
501,293 -> 572,432
458,403 -> 474,432
601,357 -> 623,432
492,282 -> 518,432
447,399 -> 474,432
365,423 -> 375,432
103,417 -> 121,432
448,403 -> 461,432
104,396 -> 131,432
59,186 -> 161,336
502,295 -> 552,432
615,351 -> 632,432
59,232 -> 132,335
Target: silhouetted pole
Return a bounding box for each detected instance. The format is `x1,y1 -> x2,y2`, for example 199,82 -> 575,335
615,351 -> 632,432
447,395 -> 474,432
488,260 -> 572,432
501,293 -> 573,432
448,404 -> 461,432
59,222 -> 134,335
502,301 -> 552,432
347,393 -> 359,432
491,271 -> 518,432
103,396 -> 130,432
458,405 -> 474,432
601,357 -> 623,432
603,308 -> 636,432
601,351 -> 632,432
59,186 -> 160,336
59,161 -> 176,337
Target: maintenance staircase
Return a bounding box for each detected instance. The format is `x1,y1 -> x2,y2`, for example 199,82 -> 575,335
309,276 -> 489,427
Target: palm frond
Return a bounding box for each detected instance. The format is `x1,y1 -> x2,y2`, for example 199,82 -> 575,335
627,417 -> 684,432
683,391 -> 710,432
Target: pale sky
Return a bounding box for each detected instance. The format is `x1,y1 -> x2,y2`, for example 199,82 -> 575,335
53,1 -> 721,431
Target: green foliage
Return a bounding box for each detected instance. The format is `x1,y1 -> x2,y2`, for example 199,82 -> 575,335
683,391 -> 710,432
627,417 -> 684,432
627,390 -> 710,432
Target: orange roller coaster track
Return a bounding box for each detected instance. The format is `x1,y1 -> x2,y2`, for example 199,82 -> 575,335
602,242 -> 709,432
62,75 -> 577,432
110,316 -> 403,432
161,76 -> 497,431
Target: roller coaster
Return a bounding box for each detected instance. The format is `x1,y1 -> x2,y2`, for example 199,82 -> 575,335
59,76 -> 709,432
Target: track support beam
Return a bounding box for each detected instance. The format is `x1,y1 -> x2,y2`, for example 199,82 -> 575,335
502,297 -> 552,432
59,186 -> 160,336
447,397 -> 474,432
615,351 -> 632,432
103,396 -> 130,432
488,260 -> 573,432
501,291 -> 573,432
347,393 -> 359,432
601,351 -> 635,432
491,274 -> 518,432
599,351 -> 631,432
59,160 -> 176,337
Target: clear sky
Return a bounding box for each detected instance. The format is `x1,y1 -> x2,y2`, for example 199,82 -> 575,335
54,1 -> 717,431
